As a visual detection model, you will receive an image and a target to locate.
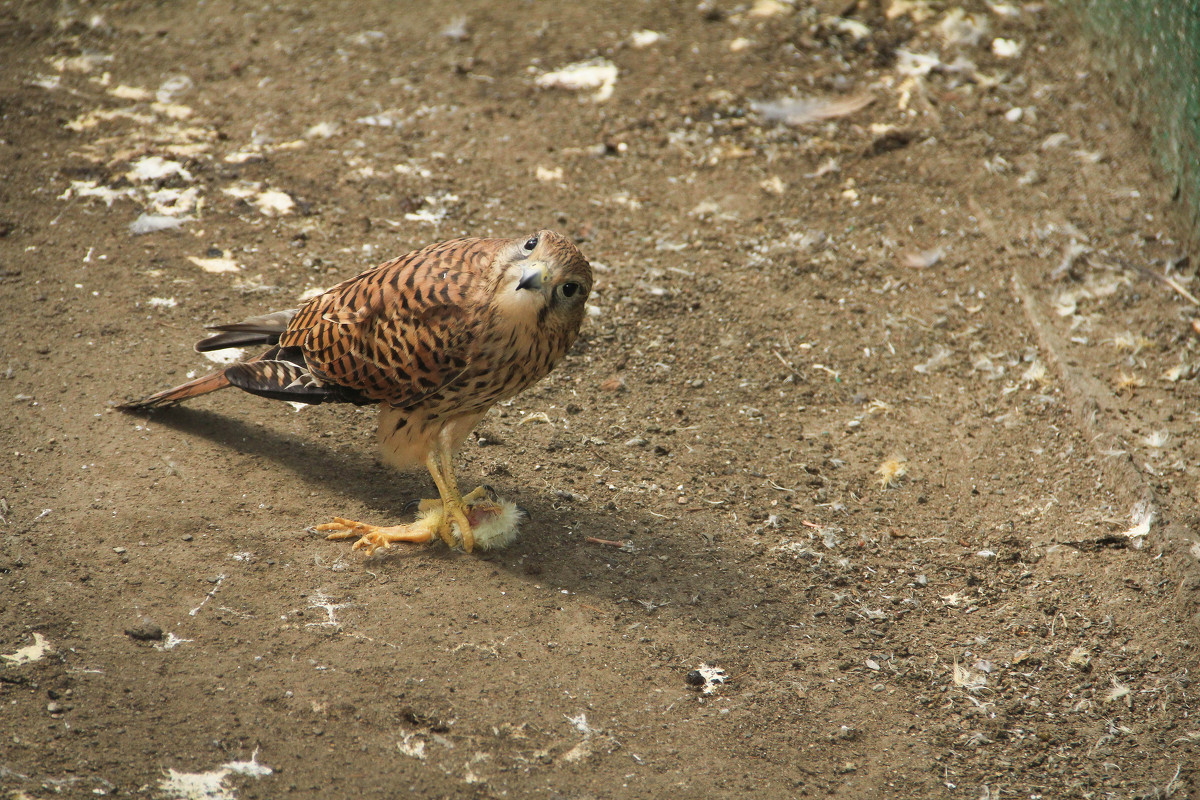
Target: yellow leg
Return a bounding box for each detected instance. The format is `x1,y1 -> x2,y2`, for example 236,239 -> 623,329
425,438 -> 475,553
321,430 -> 499,554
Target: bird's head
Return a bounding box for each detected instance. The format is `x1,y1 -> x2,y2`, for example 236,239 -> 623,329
493,230 -> 593,334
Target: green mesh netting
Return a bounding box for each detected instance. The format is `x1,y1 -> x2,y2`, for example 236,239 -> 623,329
1069,1 -> 1200,240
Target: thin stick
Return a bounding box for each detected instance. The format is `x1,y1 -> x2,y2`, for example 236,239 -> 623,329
586,536 -> 631,548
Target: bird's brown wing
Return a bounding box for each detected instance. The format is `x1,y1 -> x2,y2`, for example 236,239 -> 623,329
279,237 -> 501,408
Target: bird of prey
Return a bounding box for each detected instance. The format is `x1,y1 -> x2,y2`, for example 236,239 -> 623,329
121,230 -> 593,554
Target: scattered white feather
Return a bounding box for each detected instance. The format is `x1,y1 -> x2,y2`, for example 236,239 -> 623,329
1162,363 -> 1195,383
158,750 -> 271,800
393,162 -> 433,178
222,182 -> 260,200
130,213 -> 187,235
159,768 -> 229,800
876,458 -> 908,488
1041,132 -> 1070,149
629,30 -> 664,48
153,632 -> 192,651
900,247 -> 944,269
1104,677 -> 1131,703
223,753 -> 272,778
895,49 -> 943,77
560,740 -> 592,763
154,102 -> 194,120
913,344 -> 953,374
50,52 -> 113,73
987,2 -> 1021,17
188,255 -> 241,274
60,180 -> 135,206
938,9 -> 989,47
1021,360 -> 1048,385
156,75 -> 194,103
952,659 -> 987,691
109,84 -> 154,100
1121,501 -> 1154,546
991,37 -> 1022,58
223,150 -> 264,164
30,73 -> 62,90
566,712 -> 596,735
253,189 -> 294,216
148,187 -> 201,216
752,93 -> 873,126
1,632 -> 52,666
305,121 -> 339,139
536,59 -> 618,102
356,112 -> 402,127
831,17 -> 871,39
440,16 -> 469,41
1067,647 -> 1091,670
1142,431 -> 1169,449
405,193 -> 459,224
397,733 -> 427,759
127,156 -> 193,183
748,0 -> 791,17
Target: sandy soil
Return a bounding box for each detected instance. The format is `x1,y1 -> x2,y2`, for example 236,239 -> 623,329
2,1 -> 1199,798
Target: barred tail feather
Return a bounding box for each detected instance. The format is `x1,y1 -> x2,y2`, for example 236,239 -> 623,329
118,369 -> 233,410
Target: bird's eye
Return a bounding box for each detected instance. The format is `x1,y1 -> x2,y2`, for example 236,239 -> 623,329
560,282 -> 581,299
522,235 -> 539,253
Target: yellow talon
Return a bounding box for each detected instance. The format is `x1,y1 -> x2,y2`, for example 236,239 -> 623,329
319,487 -> 521,554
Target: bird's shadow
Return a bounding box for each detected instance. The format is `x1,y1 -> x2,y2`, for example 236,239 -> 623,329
131,406 -> 415,512
128,407 -> 739,614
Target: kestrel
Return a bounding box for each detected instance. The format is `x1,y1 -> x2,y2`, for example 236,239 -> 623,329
121,230 -> 593,554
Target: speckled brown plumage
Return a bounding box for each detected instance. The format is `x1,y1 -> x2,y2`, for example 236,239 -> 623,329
121,230 -> 593,553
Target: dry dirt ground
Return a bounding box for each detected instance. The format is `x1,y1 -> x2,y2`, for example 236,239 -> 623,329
3,1 -> 1200,798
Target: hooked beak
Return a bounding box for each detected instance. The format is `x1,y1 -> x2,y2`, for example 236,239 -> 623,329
517,265 -> 545,292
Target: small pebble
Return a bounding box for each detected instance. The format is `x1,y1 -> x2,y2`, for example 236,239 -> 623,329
125,618 -> 164,641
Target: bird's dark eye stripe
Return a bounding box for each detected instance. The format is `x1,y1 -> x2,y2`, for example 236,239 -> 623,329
523,235 -> 539,252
